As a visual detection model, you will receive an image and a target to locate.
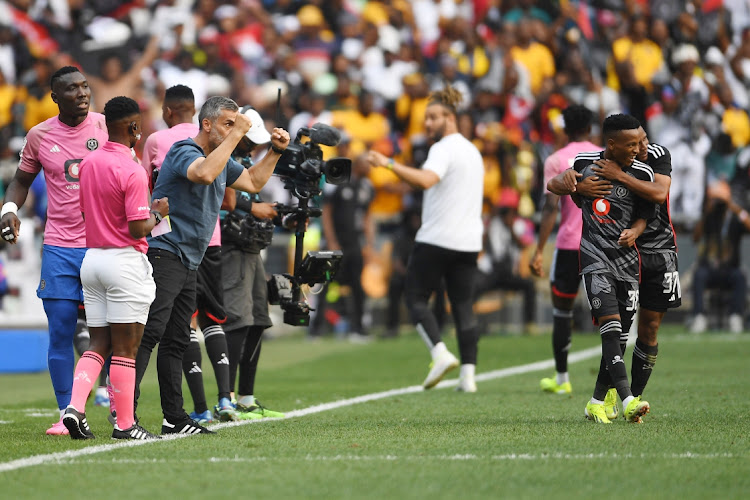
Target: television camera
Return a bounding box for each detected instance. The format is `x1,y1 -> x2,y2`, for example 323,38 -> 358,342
267,123 -> 351,326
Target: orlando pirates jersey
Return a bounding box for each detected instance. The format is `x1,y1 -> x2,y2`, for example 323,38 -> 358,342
637,143 -> 677,252
572,151 -> 656,283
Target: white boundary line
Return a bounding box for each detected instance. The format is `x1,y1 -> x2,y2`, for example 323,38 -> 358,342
52,451 -> 739,465
0,345 -> 601,473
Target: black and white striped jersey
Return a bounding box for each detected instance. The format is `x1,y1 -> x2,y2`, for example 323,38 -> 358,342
572,151 -> 656,283
638,143 -> 677,252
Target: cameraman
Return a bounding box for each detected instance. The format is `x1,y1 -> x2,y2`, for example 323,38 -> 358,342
219,106 -> 287,419
367,85 -> 484,392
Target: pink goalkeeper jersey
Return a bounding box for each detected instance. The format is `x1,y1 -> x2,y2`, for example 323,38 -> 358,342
543,141 -> 601,250
18,112 -> 108,247
79,141 -> 151,254
141,122 -> 221,247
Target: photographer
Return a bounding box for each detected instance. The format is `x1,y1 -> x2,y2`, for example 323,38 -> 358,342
219,106 -> 287,419
367,85 -> 484,392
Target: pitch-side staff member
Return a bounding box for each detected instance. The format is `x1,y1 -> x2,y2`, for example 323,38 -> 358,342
63,96 -> 168,440
367,85 -> 484,392
133,96 -> 289,436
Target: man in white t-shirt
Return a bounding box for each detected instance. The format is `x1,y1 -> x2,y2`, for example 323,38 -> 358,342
367,85 -> 484,392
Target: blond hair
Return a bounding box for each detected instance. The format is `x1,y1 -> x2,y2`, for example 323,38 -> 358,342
428,85 -> 462,115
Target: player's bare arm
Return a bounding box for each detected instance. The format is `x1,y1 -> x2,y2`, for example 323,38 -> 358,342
128,197 -> 169,239
530,193 -> 559,277
592,159 -> 669,203
547,168 -> 581,195
618,218 -> 647,247
1,169 -> 39,243
574,174 -> 613,198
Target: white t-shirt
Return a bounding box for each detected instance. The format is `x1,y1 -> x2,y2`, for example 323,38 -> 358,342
416,133 -> 484,252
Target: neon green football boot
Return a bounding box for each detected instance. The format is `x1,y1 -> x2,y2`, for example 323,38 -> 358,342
604,388 -> 619,420
624,396 -> 650,423
236,397 -> 285,418
540,376 -> 572,395
584,401 -> 612,424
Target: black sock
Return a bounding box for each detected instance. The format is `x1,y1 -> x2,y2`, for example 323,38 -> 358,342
631,340 -> 658,397
239,326 -> 264,397
182,329 -> 207,414
593,356 -> 610,401
600,320 -> 632,401
226,327 -> 248,396
552,308 -> 573,373
456,325 -> 479,365
203,324 -> 232,401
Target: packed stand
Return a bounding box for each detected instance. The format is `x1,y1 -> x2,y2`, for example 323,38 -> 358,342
1,0 -> 750,335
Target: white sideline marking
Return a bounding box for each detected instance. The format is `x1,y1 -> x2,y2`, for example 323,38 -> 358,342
45,451 -> 740,466
0,346 -> 601,473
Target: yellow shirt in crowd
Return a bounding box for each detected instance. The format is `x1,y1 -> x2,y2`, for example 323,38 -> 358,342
510,42 -> 555,95
607,37 -> 664,92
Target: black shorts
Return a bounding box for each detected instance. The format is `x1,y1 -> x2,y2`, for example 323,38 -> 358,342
639,250 -> 681,312
582,273 -> 639,331
550,249 -> 581,298
195,246 -> 227,323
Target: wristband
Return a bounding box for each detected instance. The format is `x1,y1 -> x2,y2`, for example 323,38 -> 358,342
386,158 -> 395,170
151,210 -> 163,225
1,202 -> 18,218
271,145 -> 285,155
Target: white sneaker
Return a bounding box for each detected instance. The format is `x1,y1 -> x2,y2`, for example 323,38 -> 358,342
728,314 -> 744,334
422,351 -> 459,389
455,377 -> 477,393
690,314 -> 707,334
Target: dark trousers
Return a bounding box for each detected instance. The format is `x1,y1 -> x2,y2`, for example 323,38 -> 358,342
134,248 -> 197,422
387,271 -> 446,332
474,268 -> 536,324
692,264 -> 747,315
405,242 -> 479,364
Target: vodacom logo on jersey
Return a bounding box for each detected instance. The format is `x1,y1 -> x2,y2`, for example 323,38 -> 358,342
592,198 -> 611,217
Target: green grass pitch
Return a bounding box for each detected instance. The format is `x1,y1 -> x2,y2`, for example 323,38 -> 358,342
1,325 -> 748,499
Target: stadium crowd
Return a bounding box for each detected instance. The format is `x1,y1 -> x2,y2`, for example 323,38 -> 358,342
1,0 -> 750,340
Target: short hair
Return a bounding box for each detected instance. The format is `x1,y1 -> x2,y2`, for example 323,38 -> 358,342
165,84 -> 195,104
103,96 -> 140,124
602,113 -> 641,140
428,85 -> 463,115
50,66 -> 82,90
562,105 -> 593,136
198,96 -> 238,126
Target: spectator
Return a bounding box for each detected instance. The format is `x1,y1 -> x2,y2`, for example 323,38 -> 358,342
86,36 -> 161,112
607,15 -> 665,93
510,18 -> 555,99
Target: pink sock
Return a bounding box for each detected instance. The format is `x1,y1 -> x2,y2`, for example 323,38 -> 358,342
110,356 -> 136,430
106,376 -> 117,415
69,351 -> 104,412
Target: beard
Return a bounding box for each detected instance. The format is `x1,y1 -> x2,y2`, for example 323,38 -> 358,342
207,126 -> 227,152
428,122 -> 446,143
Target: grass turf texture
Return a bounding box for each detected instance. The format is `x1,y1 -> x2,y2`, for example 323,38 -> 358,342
1,325 -> 748,499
